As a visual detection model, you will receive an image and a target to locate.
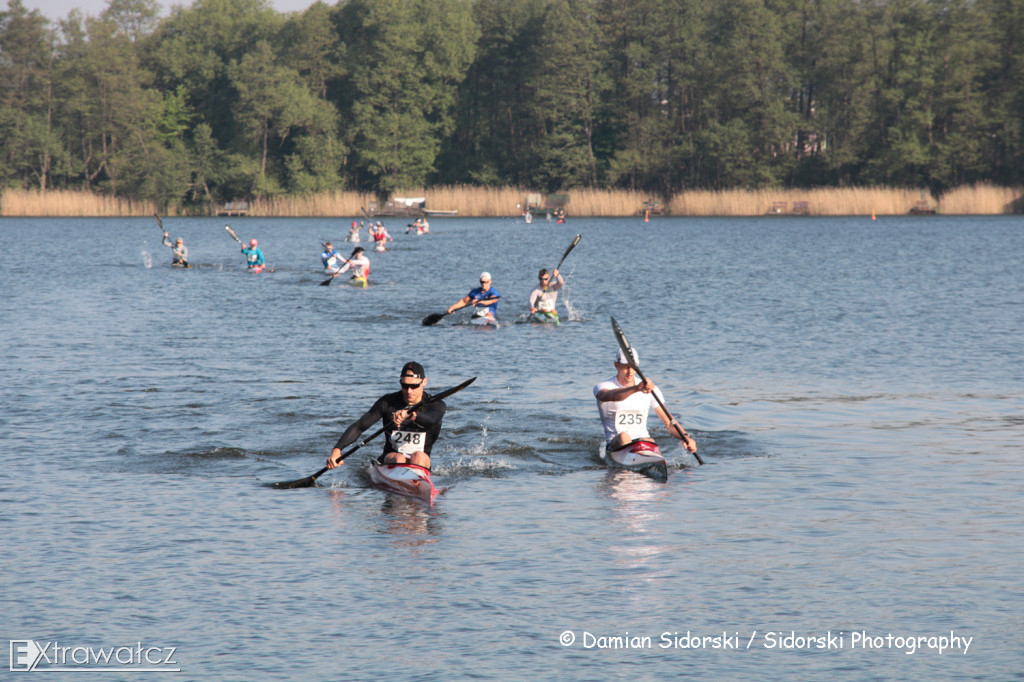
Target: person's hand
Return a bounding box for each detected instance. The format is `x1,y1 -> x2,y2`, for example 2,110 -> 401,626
637,378 -> 654,393
325,448 -> 343,469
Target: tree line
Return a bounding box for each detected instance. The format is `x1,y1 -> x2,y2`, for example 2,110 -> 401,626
2,0 -> 1022,211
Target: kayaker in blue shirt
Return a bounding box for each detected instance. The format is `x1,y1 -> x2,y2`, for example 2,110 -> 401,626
242,238 -> 265,271
447,271 -> 501,321
321,241 -> 344,273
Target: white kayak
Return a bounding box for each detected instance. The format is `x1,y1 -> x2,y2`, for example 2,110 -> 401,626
470,312 -> 499,328
603,440 -> 668,482
369,463 -> 438,504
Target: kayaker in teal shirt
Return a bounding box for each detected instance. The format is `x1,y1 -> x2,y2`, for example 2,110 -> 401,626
242,238 -> 265,270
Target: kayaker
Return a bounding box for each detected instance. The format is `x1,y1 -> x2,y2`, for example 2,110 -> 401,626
528,268 -> 564,317
333,246 -> 369,281
594,348 -> 697,454
242,238 -> 265,270
346,221 -> 361,242
161,233 -> 189,267
325,362 -> 446,470
321,242 -> 344,273
447,271 -> 501,321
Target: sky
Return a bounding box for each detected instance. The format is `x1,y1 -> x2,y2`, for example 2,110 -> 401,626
14,0 -> 318,22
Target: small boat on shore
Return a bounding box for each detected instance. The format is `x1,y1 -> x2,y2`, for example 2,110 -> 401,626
602,440 -> 668,482
369,463 -> 437,504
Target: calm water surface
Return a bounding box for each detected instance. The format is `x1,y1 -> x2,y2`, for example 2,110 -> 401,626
1,215 -> 1021,680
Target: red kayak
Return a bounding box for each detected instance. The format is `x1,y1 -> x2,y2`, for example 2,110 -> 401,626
603,440 -> 668,482
369,463 -> 438,504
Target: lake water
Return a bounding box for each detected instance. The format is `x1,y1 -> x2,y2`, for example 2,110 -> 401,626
1,214 -> 1021,680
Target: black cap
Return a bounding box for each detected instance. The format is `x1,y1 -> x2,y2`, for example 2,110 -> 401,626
401,361 -> 425,379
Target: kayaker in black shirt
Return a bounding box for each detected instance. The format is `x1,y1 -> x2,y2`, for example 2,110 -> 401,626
325,362 -> 446,471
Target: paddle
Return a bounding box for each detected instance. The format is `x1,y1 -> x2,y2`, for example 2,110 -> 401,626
225,224 -> 243,245
610,317 -> 704,465
554,233 -> 582,272
421,311 -> 449,326
270,376 -> 477,489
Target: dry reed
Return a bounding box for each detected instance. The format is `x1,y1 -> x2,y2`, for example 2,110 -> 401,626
3,184 -> 1022,217
1,188 -> 157,217
937,183 -> 1024,215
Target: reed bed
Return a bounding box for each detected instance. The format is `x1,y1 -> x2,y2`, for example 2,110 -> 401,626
1,189 -> 157,217
3,184 -> 1021,217
249,191 -> 377,217
937,183 -> 1024,215
669,187 -> 935,216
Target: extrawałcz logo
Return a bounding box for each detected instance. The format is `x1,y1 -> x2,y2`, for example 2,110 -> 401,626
10,640 -> 180,672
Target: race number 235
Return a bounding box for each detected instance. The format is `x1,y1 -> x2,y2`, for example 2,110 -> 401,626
616,411 -> 645,427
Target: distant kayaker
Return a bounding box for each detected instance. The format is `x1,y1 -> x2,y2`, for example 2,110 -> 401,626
161,233 -> 189,267
325,361 -> 446,470
333,246 -> 369,281
529,268 -> 564,317
346,221 -> 361,242
447,271 -> 501,321
594,348 -> 697,454
242,238 -> 265,271
321,241 -> 344,273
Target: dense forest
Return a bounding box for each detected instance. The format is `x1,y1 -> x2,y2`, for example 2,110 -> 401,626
1,0 -> 1022,211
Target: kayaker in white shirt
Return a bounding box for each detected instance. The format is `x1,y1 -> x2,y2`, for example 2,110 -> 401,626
594,348 -> 697,454
529,268 -> 564,316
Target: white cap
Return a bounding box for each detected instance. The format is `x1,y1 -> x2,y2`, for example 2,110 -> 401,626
616,348 -> 638,365
480,272 -> 492,281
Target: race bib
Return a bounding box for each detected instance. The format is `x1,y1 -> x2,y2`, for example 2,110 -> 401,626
615,410 -> 647,433
391,430 -> 425,455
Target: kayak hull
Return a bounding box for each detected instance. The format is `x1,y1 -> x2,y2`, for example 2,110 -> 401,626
350,276 -> 368,288
369,463 -> 437,504
605,440 -> 668,482
528,311 -> 560,325
470,313 -> 499,328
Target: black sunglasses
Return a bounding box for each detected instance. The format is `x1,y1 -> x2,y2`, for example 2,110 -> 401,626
400,380 -> 422,389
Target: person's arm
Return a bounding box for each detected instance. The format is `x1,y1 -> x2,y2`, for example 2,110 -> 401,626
529,289 -> 541,313
653,403 -> 697,453
448,295 -> 471,314
327,400 -> 385,467
551,270 -> 564,290
595,377 -> 654,402
162,233 -> 172,248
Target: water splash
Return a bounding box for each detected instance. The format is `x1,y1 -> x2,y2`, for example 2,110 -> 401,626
142,250 -> 153,268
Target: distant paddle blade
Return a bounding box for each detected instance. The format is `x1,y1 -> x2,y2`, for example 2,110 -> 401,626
422,312 -> 446,326
225,225 -> 242,243
609,317 -> 640,371
154,213 -> 164,231
320,276 -> 334,286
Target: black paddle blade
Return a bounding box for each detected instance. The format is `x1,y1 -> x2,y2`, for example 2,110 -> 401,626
422,312 -> 446,326
270,475 -> 319,489
609,317 -> 641,372
154,213 -> 164,231
320,277 -> 334,286
270,465 -> 328,489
